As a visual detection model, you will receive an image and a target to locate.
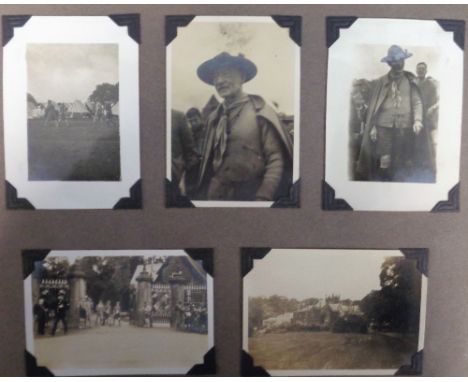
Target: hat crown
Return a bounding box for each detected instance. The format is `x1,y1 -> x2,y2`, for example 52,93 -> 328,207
213,52 -> 245,65
388,45 -> 404,55
381,45 -> 412,63
197,51 -> 257,85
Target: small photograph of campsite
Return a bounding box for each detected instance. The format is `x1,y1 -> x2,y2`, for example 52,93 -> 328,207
27,44 -> 120,181
245,249 -> 425,373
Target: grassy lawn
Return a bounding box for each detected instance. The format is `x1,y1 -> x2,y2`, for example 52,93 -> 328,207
248,331 -> 418,370
28,119 -> 120,181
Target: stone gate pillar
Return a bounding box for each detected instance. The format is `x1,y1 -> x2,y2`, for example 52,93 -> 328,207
31,261 -> 42,306
67,259 -> 87,329
136,266 -> 152,326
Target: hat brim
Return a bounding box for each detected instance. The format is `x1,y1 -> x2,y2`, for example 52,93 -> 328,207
197,56 -> 257,85
380,52 -> 413,63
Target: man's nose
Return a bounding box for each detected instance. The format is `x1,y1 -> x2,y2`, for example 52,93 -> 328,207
215,75 -> 228,84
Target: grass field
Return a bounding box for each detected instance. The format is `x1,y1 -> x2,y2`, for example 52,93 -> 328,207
248,331 -> 418,371
28,119 -> 120,181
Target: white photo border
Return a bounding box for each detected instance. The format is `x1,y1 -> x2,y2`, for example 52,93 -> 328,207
242,248 -> 428,376
3,16 -> 140,209
166,15 -> 300,208
325,18 -> 463,211
23,249 -> 215,376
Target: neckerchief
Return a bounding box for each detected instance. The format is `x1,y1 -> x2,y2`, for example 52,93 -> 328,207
388,72 -> 403,109
212,95 -> 250,172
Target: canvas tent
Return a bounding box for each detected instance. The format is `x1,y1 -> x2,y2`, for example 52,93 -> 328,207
28,102 -> 45,119
27,101 -> 35,119
111,101 -> 119,116
68,100 -> 89,118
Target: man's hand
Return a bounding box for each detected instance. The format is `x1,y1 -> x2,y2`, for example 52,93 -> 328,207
413,120 -> 423,135
370,126 -> 377,142
427,104 -> 438,115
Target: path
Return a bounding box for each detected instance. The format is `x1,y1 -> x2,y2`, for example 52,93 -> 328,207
33,322 -> 208,374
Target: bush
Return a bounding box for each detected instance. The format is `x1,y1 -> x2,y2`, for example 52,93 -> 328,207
331,315 -> 368,333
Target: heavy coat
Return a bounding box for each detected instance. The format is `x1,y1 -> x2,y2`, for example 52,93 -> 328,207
355,71 -> 435,182
197,95 -> 293,200
171,110 -> 200,189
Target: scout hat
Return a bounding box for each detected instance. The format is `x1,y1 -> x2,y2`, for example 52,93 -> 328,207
197,52 -> 257,85
380,45 -> 413,63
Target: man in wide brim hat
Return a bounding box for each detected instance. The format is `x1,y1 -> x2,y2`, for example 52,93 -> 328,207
355,44 -> 435,182
197,52 -> 257,85
194,51 -> 293,201
380,45 -> 413,64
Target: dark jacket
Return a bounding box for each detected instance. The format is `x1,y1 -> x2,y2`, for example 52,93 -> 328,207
417,76 -> 439,132
171,110 -> 199,185
198,95 -> 293,200
355,71 -> 435,181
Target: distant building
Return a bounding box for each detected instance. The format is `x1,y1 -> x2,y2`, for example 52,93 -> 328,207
263,298 -> 364,332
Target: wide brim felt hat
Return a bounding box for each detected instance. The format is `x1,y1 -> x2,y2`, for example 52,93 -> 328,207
197,52 -> 257,85
381,45 -> 413,63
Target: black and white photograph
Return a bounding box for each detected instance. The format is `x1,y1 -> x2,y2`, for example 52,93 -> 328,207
27,44 -> 120,181
3,16 -> 140,209
325,18 -> 463,211
243,249 -> 427,376
349,45 -> 438,184
167,16 -> 300,207
23,250 -> 214,376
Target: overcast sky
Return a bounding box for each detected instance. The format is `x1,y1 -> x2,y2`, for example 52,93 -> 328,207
245,249 -> 403,301
27,44 -> 118,103
170,19 -> 297,115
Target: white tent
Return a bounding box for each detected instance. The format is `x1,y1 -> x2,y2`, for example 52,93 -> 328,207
68,100 -> 88,117
111,101 -> 119,116
27,101 -> 35,119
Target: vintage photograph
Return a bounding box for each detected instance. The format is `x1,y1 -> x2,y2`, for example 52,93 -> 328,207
167,16 -> 299,206
23,250 -> 213,376
27,44 -> 120,181
325,18 -> 463,211
243,249 -> 427,376
350,45 -> 438,183
3,16 -> 140,209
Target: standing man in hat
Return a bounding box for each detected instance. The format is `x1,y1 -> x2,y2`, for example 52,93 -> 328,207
356,45 -> 434,182
185,107 -> 206,157
415,62 -> 439,157
196,52 -> 293,201
51,290 -> 70,336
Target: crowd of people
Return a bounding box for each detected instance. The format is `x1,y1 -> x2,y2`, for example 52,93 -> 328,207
173,302 -> 208,333
34,287 -> 208,336
349,45 -> 439,183
32,100 -> 117,128
92,300 -> 122,327
172,52 -> 294,201
33,289 -> 124,336
141,300 -> 208,334
33,289 -> 70,336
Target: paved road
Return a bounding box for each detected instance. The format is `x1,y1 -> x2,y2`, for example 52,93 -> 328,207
34,322 -> 208,374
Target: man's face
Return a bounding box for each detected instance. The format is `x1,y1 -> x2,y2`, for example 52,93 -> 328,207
187,114 -> 203,130
351,91 -> 365,107
388,59 -> 405,73
416,64 -> 427,78
213,67 -> 244,99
